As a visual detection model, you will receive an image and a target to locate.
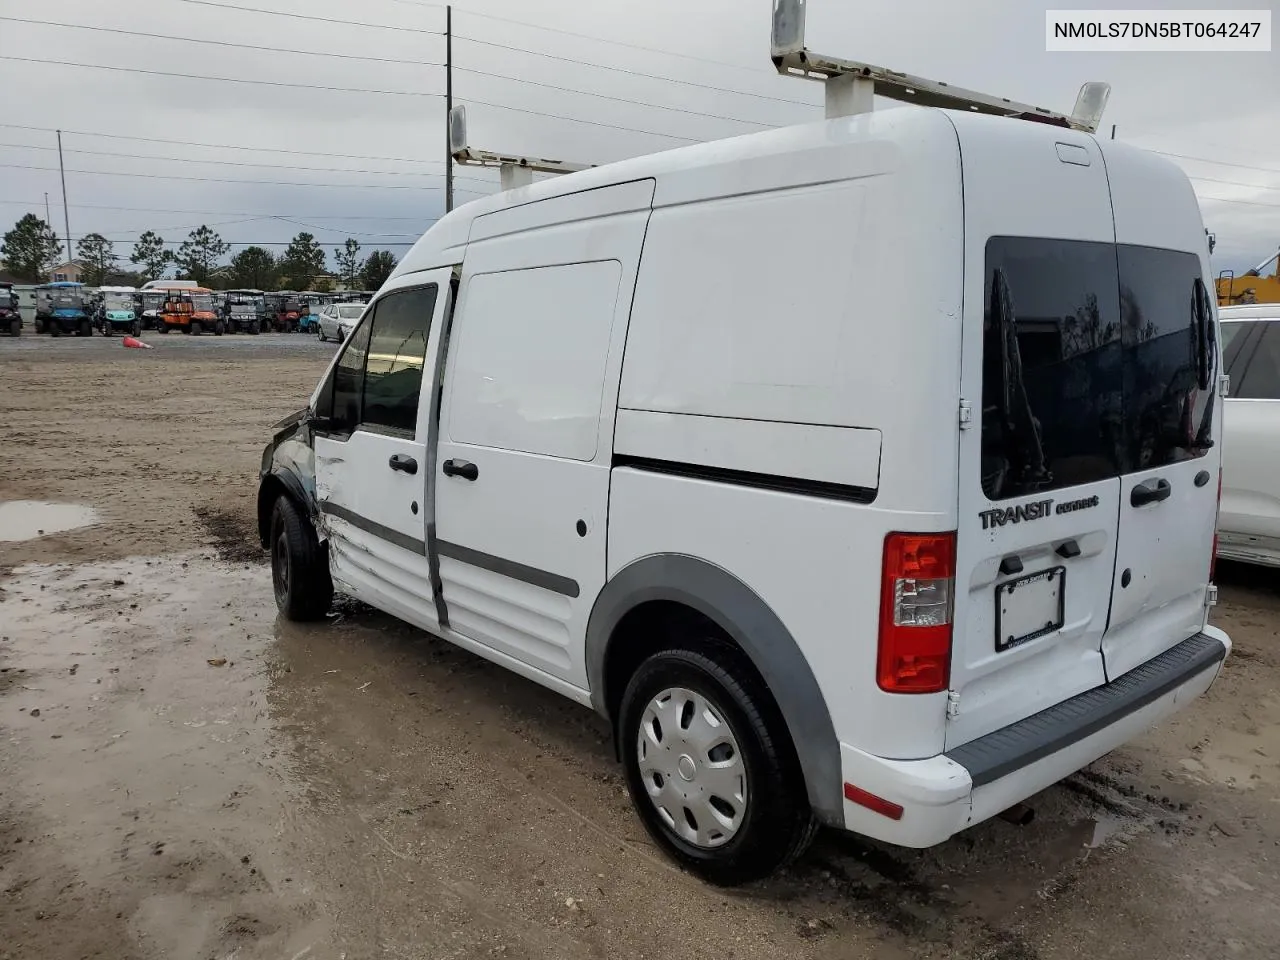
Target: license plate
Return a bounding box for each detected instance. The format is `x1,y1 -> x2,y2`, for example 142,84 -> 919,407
995,567 -> 1065,651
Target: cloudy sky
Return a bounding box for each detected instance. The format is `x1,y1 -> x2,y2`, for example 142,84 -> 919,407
0,0 -> 1275,274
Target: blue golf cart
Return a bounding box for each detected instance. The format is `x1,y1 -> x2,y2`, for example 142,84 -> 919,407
34,282 -> 93,337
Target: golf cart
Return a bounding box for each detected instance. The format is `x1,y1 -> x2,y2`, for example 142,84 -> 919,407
95,286 -> 141,336
35,282 -> 93,336
158,287 -> 224,335
136,289 -> 170,330
223,289 -> 267,334
0,282 -> 20,336
265,292 -> 303,332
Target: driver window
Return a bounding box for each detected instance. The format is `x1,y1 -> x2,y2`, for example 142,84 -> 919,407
324,308 -> 374,434
315,285 -> 438,438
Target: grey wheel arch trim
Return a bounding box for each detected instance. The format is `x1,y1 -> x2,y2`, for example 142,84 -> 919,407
585,553 -> 843,826
257,467 -> 313,547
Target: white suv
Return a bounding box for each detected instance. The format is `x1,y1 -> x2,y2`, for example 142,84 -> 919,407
258,106 -> 1230,884
1218,305 -> 1280,565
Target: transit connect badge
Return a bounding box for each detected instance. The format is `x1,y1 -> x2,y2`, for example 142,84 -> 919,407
980,495 -> 1100,528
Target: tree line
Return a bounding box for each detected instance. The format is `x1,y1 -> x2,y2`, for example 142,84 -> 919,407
0,214 -> 400,291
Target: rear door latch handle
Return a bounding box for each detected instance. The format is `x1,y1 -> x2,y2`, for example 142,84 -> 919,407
442,458 -> 478,481
1130,478 -> 1172,507
388,454 -> 418,475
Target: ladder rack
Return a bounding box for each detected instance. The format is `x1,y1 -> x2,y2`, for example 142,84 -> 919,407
448,105 -> 593,191
770,0 -> 1109,132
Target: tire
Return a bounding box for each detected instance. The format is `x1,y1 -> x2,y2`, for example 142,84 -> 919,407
8,318 -> 19,337
132,321 -> 141,336
270,495 -> 333,621
619,645 -> 816,886
78,319 -> 92,337
190,320 -> 202,336
50,322 -> 61,338
214,320 -> 225,336
158,323 -> 169,334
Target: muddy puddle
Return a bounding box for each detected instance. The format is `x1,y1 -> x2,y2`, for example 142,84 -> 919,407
0,500 -> 99,543
1,552 -> 1277,960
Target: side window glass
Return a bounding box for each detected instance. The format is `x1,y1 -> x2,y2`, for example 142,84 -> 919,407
1236,324 -> 1280,399
359,285 -> 438,435
328,308 -> 375,433
1221,322 -> 1259,380
980,238 -> 1122,501
1117,245 -> 1208,468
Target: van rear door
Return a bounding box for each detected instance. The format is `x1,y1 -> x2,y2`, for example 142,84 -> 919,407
947,121 -> 1118,749
1096,145 -> 1220,680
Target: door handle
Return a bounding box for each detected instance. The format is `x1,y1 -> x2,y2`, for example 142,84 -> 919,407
442,458 -> 478,481
1130,478 -> 1172,507
388,454 -> 418,475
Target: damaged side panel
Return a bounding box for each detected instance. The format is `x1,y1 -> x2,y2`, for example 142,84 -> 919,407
257,408 -> 320,546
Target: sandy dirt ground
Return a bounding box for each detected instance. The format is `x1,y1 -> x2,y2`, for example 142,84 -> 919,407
1,334 -> 1278,960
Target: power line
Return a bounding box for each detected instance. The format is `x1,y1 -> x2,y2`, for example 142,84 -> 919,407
453,66 -> 772,127
1189,174 -> 1280,194
0,198 -> 440,220
0,123 -> 447,167
463,97 -> 699,142
456,7 -> 783,79
453,34 -> 818,108
2,62 -> 695,140
0,16 -> 442,67
68,234 -> 422,246
0,56 -> 443,97
270,216 -> 420,238
0,141 -> 496,183
169,0 -> 441,34
0,161 -> 449,190
1196,194 -> 1280,210
1155,150 -> 1280,177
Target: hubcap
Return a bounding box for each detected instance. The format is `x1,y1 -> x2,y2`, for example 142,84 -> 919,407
636,686 -> 747,849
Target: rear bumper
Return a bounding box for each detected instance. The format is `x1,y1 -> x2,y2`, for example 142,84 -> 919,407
838,629 -> 1230,847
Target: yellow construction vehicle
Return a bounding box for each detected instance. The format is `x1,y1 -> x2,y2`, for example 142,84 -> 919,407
1218,248 -> 1280,306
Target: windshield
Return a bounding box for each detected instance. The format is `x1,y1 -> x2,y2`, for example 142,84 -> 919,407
191,294 -> 215,311
981,238 -> 1211,500
51,290 -> 83,307
105,296 -> 133,311
338,305 -> 364,319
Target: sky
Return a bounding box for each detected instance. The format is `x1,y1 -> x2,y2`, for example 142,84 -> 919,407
0,0 -> 1276,275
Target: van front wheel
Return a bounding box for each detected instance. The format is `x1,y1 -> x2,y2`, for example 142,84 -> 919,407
270,495 -> 333,621
619,646 -> 816,885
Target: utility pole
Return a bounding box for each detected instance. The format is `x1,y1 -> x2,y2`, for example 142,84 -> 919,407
44,192 -> 51,225
1111,124 -> 1116,140
56,130 -> 72,263
444,4 -> 454,213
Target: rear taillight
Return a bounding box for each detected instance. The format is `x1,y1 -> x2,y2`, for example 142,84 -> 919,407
877,532 -> 956,694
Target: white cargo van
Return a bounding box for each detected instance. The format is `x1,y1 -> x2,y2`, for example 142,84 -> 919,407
258,105 -> 1230,884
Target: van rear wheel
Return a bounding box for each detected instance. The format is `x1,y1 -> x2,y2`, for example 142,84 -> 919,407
270,495 -> 333,621
619,645 -> 816,885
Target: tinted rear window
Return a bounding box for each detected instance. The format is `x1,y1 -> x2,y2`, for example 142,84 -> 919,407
982,238 -> 1211,500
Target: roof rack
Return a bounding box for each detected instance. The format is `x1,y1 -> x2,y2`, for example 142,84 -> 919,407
449,105 -> 593,191
770,0 -> 1109,132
